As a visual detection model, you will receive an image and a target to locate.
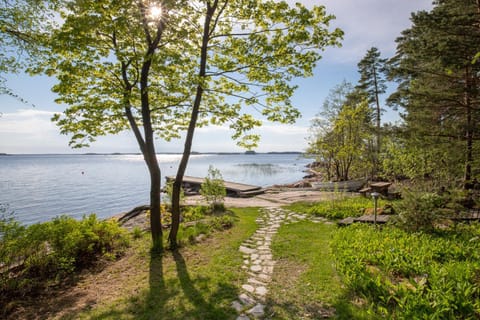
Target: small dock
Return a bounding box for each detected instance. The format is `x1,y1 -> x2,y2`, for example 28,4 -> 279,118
165,176 -> 265,197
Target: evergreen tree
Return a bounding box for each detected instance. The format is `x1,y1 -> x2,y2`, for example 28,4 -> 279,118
356,47 -> 387,176
388,0 -> 480,187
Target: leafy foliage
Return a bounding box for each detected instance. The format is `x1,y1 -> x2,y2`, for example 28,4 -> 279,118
176,215 -> 236,246
0,0 -> 58,100
393,190 -> 445,232
0,214 -> 129,300
200,165 -> 227,212
332,224 -> 480,319
308,95 -> 374,181
388,0 -> 480,186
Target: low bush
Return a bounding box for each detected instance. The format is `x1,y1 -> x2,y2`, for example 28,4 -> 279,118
332,224 -> 480,318
393,190 -> 445,232
200,166 -> 227,212
0,214 -> 129,300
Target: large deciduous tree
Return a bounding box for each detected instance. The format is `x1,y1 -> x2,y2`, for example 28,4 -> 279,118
32,0 -> 342,249
38,0 -> 196,250
165,0 -> 343,248
308,82 -> 373,181
388,0 -> 480,188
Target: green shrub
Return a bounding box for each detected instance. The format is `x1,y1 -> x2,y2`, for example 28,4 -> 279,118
0,214 -> 129,299
394,190 -> 444,232
176,214 -> 236,246
200,166 -> 227,212
132,226 -> 143,239
181,205 -> 207,222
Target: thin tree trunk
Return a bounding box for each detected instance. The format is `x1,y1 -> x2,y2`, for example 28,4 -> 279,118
168,2 -> 218,249
464,66 -> 473,188
372,64 -> 381,178
140,49 -> 163,250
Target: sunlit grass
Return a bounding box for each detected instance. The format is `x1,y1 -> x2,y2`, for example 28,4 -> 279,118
74,208 -> 259,320
266,220 -> 373,319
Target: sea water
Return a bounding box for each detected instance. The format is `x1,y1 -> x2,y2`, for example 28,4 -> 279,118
0,153 -> 310,225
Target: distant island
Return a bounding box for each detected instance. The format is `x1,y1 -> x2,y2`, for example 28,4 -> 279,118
79,151 -> 304,156
80,151 -> 303,155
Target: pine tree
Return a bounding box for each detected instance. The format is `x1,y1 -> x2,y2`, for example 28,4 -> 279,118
356,47 -> 387,177
388,0 -> 480,187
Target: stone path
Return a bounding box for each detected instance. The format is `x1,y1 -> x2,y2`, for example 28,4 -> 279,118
232,207 -> 328,319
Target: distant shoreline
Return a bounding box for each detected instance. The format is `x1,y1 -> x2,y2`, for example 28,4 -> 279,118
1,151 -> 305,156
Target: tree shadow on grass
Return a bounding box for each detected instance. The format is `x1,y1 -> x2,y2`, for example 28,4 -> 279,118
86,250 -> 169,320
171,250 -> 238,320
88,248 -> 238,320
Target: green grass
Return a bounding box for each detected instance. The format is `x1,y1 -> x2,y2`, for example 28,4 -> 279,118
74,208 -> 259,320
266,220 -> 373,319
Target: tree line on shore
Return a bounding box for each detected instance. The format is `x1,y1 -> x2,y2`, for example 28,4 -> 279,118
308,0 -> 480,191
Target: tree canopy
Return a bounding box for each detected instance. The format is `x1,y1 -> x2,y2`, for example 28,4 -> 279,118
388,0 -> 480,187
23,0 -> 342,248
0,0 -> 57,101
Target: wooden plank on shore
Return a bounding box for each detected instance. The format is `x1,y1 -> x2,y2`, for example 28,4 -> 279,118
165,175 -> 263,195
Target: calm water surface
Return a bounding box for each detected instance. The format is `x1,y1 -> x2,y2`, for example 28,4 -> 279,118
0,153 -> 309,225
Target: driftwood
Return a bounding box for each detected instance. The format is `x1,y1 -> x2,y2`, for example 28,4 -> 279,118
117,205 -> 150,225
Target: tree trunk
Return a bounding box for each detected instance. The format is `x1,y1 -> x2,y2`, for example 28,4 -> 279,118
372,64 -> 381,178
168,2 -> 217,249
146,150 -> 163,250
463,66 -> 473,188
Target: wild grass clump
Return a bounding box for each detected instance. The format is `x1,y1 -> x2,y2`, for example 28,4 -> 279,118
0,213 -> 129,304
332,223 -> 480,318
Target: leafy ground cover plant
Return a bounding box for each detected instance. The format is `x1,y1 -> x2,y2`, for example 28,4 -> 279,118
332,223 -> 480,318
0,213 -> 129,307
287,195 -> 391,220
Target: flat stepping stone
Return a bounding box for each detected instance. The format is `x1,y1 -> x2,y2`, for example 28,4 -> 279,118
239,246 -> 256,254
239,293 -> 256,306
250,265 -> 262,272
232,300 -> 244,312
248,278 -> 267,286
255,286 -> 268,297
242,284 -> 255,293
247,304 -> 265,318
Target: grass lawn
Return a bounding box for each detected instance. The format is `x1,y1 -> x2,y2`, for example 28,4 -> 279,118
266,220 -> 373,319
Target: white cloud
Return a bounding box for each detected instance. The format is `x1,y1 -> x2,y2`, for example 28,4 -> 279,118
0,109 -> 57,134
298,0 -> 434,63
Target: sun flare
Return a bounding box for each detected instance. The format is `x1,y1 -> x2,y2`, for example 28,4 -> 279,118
148,4 -> 163,21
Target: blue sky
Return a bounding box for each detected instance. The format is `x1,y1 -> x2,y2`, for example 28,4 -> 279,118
0,0 -> 433,154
